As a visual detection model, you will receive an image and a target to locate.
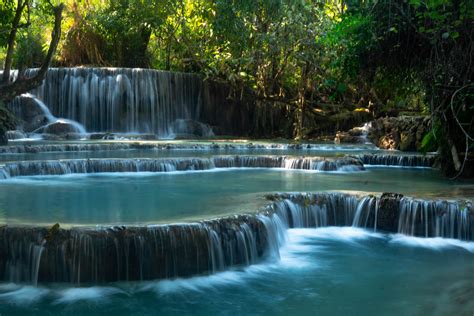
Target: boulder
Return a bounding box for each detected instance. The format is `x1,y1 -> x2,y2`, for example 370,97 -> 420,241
10,95 -> 52,132
41,120 -> 86,137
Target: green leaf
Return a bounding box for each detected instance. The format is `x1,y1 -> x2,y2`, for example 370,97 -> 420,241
409,0 -> 422,8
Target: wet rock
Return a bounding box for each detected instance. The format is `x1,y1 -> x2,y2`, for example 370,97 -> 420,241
368,116 -> 430,151
10,95 -> 51,132
377,192 -> 404,232
45,223 -> 60,243
171,119 -> 214,138
43,121 -> 82,134
335,131 -> 366,144
89,133 -> 110,140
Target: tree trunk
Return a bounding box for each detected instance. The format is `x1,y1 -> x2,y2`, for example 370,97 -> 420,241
0,3 -> 64,103
0,3 -> 64,146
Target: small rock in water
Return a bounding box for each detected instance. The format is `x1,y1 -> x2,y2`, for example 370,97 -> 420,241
45,223 -> 60,242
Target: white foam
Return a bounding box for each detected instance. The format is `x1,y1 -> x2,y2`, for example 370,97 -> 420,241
289,227 -> 383,242
54,286 -> 125,304
389,234 -> 474,253
0,285 -> 50,305
364,165 -> 432,169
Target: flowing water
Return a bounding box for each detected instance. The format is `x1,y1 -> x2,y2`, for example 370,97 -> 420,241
0,227 -> 472,316
9,68 -> 203,136
1,66 -> 473,315
0,140 -> 472,315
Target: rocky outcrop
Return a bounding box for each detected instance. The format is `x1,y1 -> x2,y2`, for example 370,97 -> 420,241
376,192 -> 403,232
9,94 -> 51,132
42,121 -> 81,134
335,123 -> 371,144
368,116 -> 432,151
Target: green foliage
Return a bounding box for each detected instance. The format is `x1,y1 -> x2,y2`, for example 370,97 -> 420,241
2,0 -> 472,160
13,28 -> 46,68
0,0 -> 58,69
420,122 -> 441,153
0,0 -> 15,47
321,12 -> 375,79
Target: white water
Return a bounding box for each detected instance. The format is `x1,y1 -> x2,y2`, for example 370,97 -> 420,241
21,93 -> 87,135
15,68 -> 203,136
1,227 -> 472,316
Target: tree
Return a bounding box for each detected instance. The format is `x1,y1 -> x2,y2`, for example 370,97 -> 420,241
0,0 -> 64,144
328,0 -> 473,176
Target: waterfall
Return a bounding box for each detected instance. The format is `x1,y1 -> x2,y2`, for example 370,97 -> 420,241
357,154 -> 436,167
0,215 -> 273,284
0,192 -> 472,284
9,68 -> 203,136
9,93 -> 86,135
272,192 -> 473,240
0,156 -> 364,179
212,155 -> 363,171
397,197 -> 473,239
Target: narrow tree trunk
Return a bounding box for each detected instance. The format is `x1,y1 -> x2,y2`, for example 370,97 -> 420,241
0,4 -> 64,103
2,0 -> 27,85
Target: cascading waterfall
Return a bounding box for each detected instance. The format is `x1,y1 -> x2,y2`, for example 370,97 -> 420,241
272,192 -> 473,239
397,197 -> 473,239
9,68 -> 203,136
0,192 -> 472,284
0,156 -> 364,179
357,154 -> 435,167
9,93 -> 87,135
0,142 -> 438,169
0,216 -> 270,284
0,142 -> 372,154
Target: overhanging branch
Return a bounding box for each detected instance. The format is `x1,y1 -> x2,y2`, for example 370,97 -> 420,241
0,3 -> 64,103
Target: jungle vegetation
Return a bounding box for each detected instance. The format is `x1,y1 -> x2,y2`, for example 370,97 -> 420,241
0,0 -> 473,176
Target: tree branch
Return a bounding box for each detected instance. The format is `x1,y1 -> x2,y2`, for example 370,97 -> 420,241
0,3 -> 64,103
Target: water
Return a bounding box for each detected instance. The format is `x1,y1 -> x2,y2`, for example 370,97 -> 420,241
0,65 -> 470,314
10,68 -> 203,136
0,227 -> 472,316
0,168 -> 471,226
0,140 -> 472,314
12,93 -> 87,135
